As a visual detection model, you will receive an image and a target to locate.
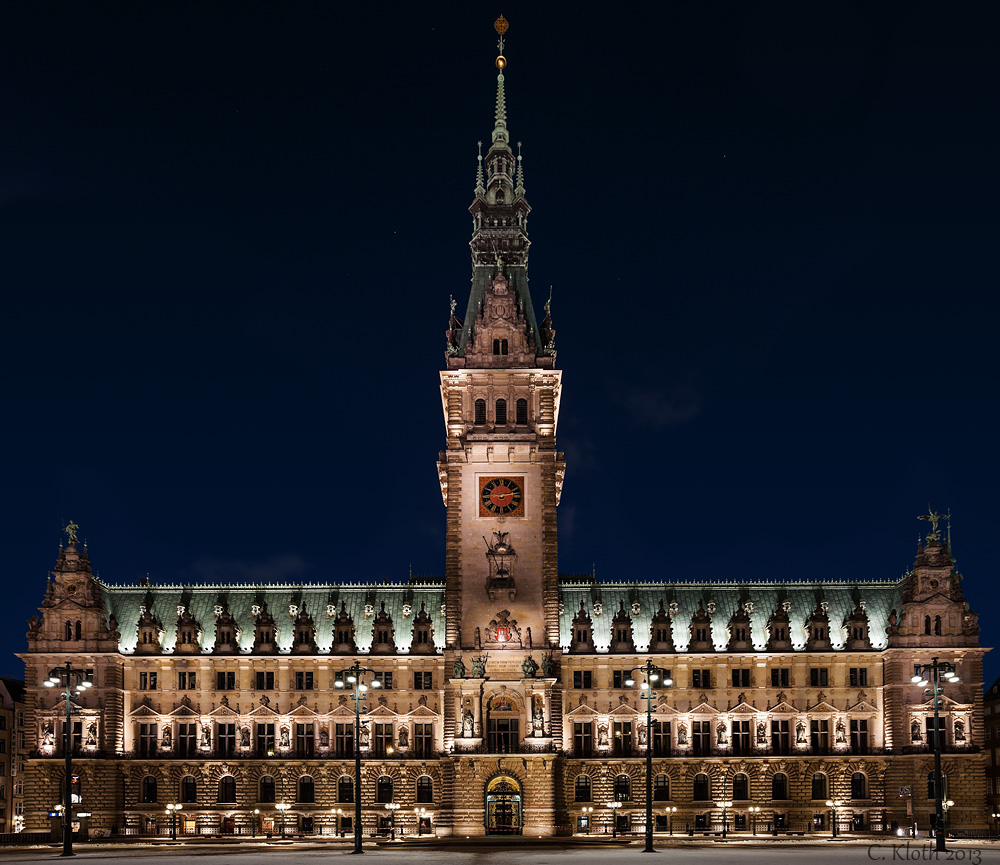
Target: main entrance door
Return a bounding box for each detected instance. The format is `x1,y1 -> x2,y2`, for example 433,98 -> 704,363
486,776 -> 522,835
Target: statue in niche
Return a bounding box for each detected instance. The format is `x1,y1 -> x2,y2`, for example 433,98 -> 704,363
320,727 -> 329,748
398,726 -> 409,748
756,721 -> 767,745
541,653 -> 555,677
202,727 -> 211,749
522,655 -> 538,678
795,722 -> 806,744
954,720 -> 966,741
472,656 -> 486,678
159,726 -> 170,748
462,709 -> 475,738
241,726 -> 251,748
597,725 -> 609,748
279,727 -> 290,749
87,722 -> 99,746
716,722 -> 728,745
360,725 -> 370,747
42,723 -> 54,747
911,720 -> 922,741
532,699 -> 544,736
638,724 -> 647,746
452,657 -> 466,679
677,723 -> 688,745
835,720 -> 846,744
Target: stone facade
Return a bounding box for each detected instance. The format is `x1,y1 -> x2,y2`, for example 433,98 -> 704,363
17,25 -> 989,840
0,678 -> 26,833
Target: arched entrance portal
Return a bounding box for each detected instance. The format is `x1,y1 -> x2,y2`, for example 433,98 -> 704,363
485,775 -> 522,835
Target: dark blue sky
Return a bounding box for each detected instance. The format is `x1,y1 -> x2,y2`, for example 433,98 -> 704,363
2,4 -> 997,681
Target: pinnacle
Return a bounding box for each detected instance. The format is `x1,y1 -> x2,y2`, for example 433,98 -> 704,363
492,72 -> 509,147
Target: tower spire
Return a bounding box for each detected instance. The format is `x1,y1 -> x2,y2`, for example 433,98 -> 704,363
492,14 -> 509,148
475,140 -> 485,198
515,140 -> 525,198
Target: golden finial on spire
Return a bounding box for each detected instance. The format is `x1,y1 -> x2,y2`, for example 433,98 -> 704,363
494,14 -> 508,69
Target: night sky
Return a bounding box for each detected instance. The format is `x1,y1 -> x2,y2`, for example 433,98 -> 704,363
2,4 -> 998,683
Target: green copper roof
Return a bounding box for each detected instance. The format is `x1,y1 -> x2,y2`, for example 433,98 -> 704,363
455,265 -> 547,359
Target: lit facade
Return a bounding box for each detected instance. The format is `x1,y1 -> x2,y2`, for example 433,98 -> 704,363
19,23 -> 988,839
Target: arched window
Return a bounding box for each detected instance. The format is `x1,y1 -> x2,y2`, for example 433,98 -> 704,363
924,615 -> 932,635
376,776 -> 393,803
851,772 -> 867,800
416,776 -> 433,804
495,399 -> 507,425
180,775 -> 197,804
218,776 -> 236,804
474,400 -> 487,425
338,776 -> 353,804
64,621 -> 73,641
516,398 -> 528,425
693,773 -> 710,801
492,338 -> 508,356
811,773 -> 827,800
771,773 -> 788,800
732,773 -> 749,800
653,774 -> 670,801
298,775 -> 315,803
141,775 -> 157,804
259,775 -> 275,803
934,615 -> 942,636
614,774 -> 631,802
927,772 -> 947,800
574,775 -> 591,802
75,620 -> 82,640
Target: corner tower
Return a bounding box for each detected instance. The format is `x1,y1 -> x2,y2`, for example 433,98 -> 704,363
439,17 -> 564,652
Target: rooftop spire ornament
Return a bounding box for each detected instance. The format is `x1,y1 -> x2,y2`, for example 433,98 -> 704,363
63,521 -> 79,545
494,14 -> 508,68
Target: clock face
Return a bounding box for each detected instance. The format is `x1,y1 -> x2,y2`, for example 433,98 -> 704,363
479,476 -> 525,517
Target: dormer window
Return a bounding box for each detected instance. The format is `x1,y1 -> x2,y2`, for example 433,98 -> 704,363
416,629 -> 430,644
181,630 -> 193,644
495,399 -> 507,425
297,629 -> 310,644
337,629 -> 351,644
492,339 -> 509,356
695,627 -> 708,641
219,630 -> 231,643
615,627 -> 629,642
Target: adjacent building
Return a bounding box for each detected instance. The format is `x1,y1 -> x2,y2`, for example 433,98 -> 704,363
19,19 -> 989,838
0,678 -> 26,833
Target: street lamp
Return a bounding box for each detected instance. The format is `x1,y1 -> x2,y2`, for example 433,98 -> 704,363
668,805 -> 677,835
826,800 -> 838,837
412,807 -> 427,835
276,802 -> 290,839
912,657 -> 959,852
165,803 -> 182,841
334,661 -> 383,854
943,800 -> 954,837
580,805 -> 593,835
384,802 -> 399,840
43,662 -> 92,857
251,808 -> 259,838
716,800 -> 732,838
625,660 -> 673,853
332,808 -> 344,837
749,805 -> 760,836
608,801 -> 622,838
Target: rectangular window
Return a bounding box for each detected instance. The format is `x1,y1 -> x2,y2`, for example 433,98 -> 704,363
138,671 -> 157,690
612,670 -> 630,689
295,723 -> 315,757
692,720 -> 711,756
810,719 -> 830,753
770,668 -> 790,688
850,719 -> 869,754
573,671 -> 593,689
217,723 -> 236,757
0,741 -> 6,755
926,717 -> 945,751
216,671 -> 236,690
652,721 -> 671,757
771,720 -> 791,755
0,717 -> 6,731
413,671 -> 433,690
849,668 -> 868,687
256,723 -> 276,757
335,723 -> 354,758
612,721 -> 632,757
178,672 -> 196,690
373,723 -> 393,758
732,719 -> 751,755
732,669 -> 750,688
138,723 -> 157,757
373,671 -> 393,690
692,669 -> 711,688
809,668 -> 829,687
295,671 -> 314,690
255,671 -> 275,690
573,722 -> 594,757
177,723 -> 197,757
413,723 -> 434,758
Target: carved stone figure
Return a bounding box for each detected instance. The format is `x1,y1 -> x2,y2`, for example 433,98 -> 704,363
452,657 -> 466,678
911,720 -> 922,741
42,723 -> 54,747
955,720 -> 966,741
716,722 -> 728,745
677,723 -> 688,745
835,720 -> 846,744
756,721 -> 767,744
638,723 -> 647,746
521,655 -> 538,678
159,725 -> 170,748
87,722 -> 99,746
202,727 -> 211,748
398,726 -> 409,748
474,627 -> 482,649
541,654 -> 555,677
462,708 -> 475,738
532,700 -> 544,736
472,656 -> 486,678
241,726 -> 250,748
597,725 -> 609,747
320,727 -> 329,747
280,727 -> 290,749
795,722 -> 806,744
360,725 -> 370,747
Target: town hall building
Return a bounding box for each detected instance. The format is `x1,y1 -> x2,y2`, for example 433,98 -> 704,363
19,18 -> 988,839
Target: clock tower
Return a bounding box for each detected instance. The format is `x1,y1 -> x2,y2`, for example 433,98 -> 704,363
439,19 -> 564,654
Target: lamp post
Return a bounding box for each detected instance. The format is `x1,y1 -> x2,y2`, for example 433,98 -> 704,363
332,808 -> 344,837
912,658 -> 959,852
251,808 -> 259,838
943,800 -> 954,837
608,801 -> 622,838
335,661 -> 382,854
826,800 -> 838,837
625,660 -> 673,853
668,805 -> 677,835
165,803 -> 182,841
43,662 -> 92,857
749,806 -> 760,836
384,802 -> 399,840
716,800 -> 732,838
580,806 -> 593,835
412,807 -> 426,835
991,811 -> 1000,837
276,802 -> 290,839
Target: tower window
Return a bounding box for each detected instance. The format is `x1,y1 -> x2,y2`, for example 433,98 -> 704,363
495,399 -> 507,425
516,398 -> 527,425
492,338 -> 508,356
474,399 -> 487,425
